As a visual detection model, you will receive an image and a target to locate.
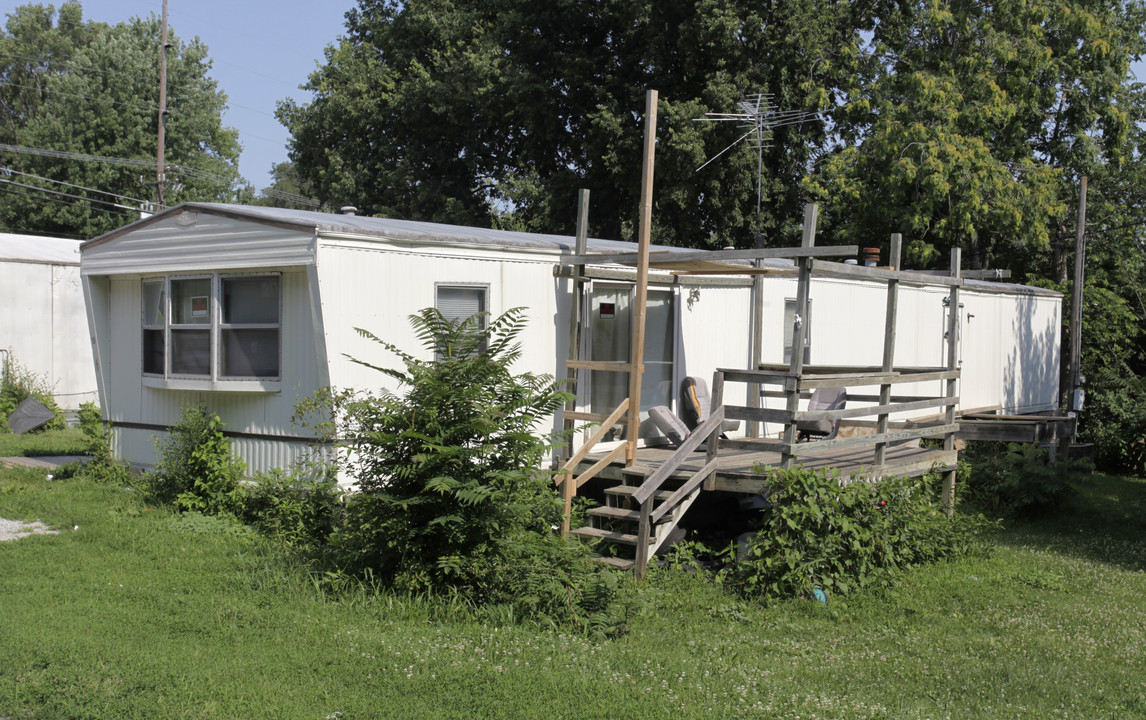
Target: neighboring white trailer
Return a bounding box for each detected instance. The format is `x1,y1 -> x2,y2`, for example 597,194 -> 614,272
80,203 -> 1060,476
0,233 -> 98,413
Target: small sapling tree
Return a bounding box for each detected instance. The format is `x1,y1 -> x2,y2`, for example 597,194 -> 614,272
330,308 -> 624,631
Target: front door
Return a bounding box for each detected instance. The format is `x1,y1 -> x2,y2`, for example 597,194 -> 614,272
581,282 -> 676,442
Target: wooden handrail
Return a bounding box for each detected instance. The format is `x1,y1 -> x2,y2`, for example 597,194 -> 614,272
632,406 -> 726,579
556,397 -> 630,483
632,406 -> 725,505
557,397 -> 629,535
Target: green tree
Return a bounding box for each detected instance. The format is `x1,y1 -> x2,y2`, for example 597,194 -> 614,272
0,2 -> 243,238
806,0 -> 1146,272
279,0 -> 871,248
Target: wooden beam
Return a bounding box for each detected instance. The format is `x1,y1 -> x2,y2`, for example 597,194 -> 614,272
943,247 -> 962,515
915,268 -> 1012,280
566,359 -> 632,372
631,406 -> 726,504
813,260 -> 965,286
876,233 -> 901,467
792,394 -> 958,422
798,369 -> 960,389
722,423 -> 960,455
650,457 -> 720,523
559,188 -> 591,468
557,397 -> 630,481
626,89 -> 658,464
782,204 -> 816,468
559,245 -> 859,266
562,410 -> 625,424
573,444 -> 628,488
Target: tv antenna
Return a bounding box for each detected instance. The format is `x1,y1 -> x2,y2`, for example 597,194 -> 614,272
695,93 -> 819,240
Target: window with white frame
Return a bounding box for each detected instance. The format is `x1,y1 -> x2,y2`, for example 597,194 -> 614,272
434,284 -> 488,357
142,273 -> 281,380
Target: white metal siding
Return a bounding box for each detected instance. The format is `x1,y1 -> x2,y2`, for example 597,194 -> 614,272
317,240 -> 563,395
82,213 -> 316,276
98,269 -> 329,475
0,259 -> 97,410
678,283 -> 753,410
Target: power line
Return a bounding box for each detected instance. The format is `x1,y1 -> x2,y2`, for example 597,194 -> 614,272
0,166 -> 149,205
0,143 -> 319,208
0,80 -> 157,115
0,184 -> 135,218
0,177 -> 136,210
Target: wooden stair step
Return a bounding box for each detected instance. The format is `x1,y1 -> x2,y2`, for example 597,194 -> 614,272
604,485 -> 674,501
570,526 -> 651,545
587,505 -> 641,521
593,556 -> 636,570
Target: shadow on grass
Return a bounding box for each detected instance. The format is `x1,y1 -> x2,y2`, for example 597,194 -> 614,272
993,472 -> 1146,573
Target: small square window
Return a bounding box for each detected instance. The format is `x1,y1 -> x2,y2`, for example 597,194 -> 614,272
435,284 -> 489,358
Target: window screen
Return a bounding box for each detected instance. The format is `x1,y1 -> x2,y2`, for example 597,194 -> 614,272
142,280 -> 166,375
142,274 -> 281,382
435,285 -> 488,358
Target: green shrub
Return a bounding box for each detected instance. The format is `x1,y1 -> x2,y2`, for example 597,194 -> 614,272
244,462 -> 342,552
145,405 -> 246,515
730,466 -> 991,601
326,308 -> 623,632
961,441 -> 1083,517
74,402 -> 131,484
0,352 -> 64,432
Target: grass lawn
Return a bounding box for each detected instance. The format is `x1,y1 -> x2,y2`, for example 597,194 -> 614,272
0,427 -> 89,458
1,461 -> 1144,719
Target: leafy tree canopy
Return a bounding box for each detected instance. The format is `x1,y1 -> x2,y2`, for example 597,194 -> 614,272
279,0 -> 872,248
808,0 -> 1146,272
0,1 -> 245,238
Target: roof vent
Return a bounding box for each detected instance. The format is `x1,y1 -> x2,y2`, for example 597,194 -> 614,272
339,206 -> 358,216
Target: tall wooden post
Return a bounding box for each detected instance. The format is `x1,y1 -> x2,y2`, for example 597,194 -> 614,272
781,203 -> 817,468
155,0 -> 170,207
943,247 -> 962,515
560,188 -> 590,532
748,236 -> 766,437
625,89 -> 657,464
1066,177 -> 1087,443
875,233 -> 902,469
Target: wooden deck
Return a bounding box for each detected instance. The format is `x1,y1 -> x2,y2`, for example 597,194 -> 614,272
579,441 -> 957,495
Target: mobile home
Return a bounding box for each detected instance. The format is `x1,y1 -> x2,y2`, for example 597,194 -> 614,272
1,233 -> 99,413
79,203 -> 1060,475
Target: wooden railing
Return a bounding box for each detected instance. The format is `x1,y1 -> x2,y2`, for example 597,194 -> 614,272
628,406 -> 726,578
716,364 -> 960,487
554,398 -> 629,533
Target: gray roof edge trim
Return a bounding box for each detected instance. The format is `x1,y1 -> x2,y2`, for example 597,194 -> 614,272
81,256 -> 315,277
316,230 -> 570,258
0,256 -> 80,267
81,202 -> 319,251
961,279 -> 1063,298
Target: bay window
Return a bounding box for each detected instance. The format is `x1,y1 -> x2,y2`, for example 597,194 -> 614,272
142,273 -> 281,381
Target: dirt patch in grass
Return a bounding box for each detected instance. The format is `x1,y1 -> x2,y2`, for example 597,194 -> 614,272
0,516 -> 59,541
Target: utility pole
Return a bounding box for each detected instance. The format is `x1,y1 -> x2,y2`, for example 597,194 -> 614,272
155,0 -> 170,208
1066,176 -> 1088,441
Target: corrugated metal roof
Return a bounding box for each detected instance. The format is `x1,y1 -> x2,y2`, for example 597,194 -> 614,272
83,202 -> 686,256
79,203 -> 1060,297
0,233 -> 82,265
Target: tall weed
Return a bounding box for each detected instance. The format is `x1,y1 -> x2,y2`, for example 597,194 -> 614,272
730,466 -> 992,600
144,405 -> 246,515
962,441 -> 1085,517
